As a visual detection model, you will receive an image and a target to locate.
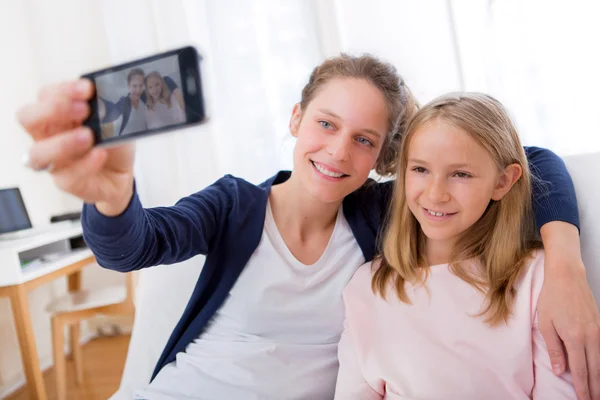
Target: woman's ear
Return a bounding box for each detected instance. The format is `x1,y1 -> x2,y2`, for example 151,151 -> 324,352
491,163 -> 523,201
289,103 -> 302,137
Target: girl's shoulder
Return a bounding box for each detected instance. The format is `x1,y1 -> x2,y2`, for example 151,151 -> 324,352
344,259 -> 381,297
514,250 -> 546,316
342,260 -> 392,323
516,249 -> 546,286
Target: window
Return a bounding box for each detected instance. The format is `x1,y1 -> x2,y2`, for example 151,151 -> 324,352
451,0 -> 600,156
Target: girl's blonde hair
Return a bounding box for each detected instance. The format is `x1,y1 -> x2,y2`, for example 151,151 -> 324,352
300,53 -> 419,176
144,71 -> 173,110
373,92 -> 541,325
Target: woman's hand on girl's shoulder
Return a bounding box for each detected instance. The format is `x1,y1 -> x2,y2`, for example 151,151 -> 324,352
537,221 -> 600,400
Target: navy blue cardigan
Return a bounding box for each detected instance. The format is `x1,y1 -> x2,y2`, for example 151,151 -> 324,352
82,146 -> 579,381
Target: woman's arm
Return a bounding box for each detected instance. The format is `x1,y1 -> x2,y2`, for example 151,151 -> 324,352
526,146 -> 579,231
164,75 -> 178,92
173,88 -> 185,111
82,175 -> 235,272
537,222 -> 600,400
525,146 -> 600,400
100,96 -> 127,123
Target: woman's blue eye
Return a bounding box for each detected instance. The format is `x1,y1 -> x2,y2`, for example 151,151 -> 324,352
356,137 -> 373,147
319,121 -> 332,129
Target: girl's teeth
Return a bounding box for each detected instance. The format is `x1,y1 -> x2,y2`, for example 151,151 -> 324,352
427,209 -> 446,217
314,162 -> 344,178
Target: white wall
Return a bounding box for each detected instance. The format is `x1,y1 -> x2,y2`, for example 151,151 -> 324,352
450,0 -> 600,156
333,0 -> 462,103
0,1 -> 127,397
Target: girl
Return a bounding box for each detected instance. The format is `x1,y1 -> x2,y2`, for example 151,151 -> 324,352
18,55 -> 593,399
335,93 -> 576,399
144,71 -> 186,129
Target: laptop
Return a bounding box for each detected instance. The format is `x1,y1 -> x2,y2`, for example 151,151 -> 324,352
0,187 -> 72,241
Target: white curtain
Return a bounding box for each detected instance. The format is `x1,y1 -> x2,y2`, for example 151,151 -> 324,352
450,0 -> 600,156
97,1 -> 332,397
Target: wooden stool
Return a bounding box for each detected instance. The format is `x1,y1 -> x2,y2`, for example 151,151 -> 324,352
46,272 -> 135,400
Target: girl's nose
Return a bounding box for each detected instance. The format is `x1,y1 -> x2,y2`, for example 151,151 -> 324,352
426,178 -> 451,203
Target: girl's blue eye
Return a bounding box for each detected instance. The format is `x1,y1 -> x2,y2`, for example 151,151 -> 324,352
319,121 -> 332,129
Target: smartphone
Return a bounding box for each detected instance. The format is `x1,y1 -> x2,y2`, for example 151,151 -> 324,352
82,46 -> 206,146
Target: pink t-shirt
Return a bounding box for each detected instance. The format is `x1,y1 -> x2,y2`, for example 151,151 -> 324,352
335,251 -> 575,399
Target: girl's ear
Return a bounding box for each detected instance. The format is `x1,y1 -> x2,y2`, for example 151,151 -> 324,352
491,163 -> 523,201
289,103 -> 302,137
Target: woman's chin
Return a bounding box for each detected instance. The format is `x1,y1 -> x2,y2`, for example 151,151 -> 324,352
293,164 -> 366,204
305,180 -> 358,204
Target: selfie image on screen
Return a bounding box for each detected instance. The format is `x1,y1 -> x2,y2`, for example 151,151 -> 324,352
94,55 -> 186,139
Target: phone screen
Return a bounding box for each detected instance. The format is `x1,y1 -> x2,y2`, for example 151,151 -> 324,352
84,46 -> 205,144
95,54 -> 186,139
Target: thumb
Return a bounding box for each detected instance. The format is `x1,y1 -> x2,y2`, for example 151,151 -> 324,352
540,322 -> 567,375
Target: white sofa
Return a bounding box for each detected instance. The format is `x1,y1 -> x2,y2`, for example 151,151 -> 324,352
563,152 -> 600,300
109,152 -> 600,400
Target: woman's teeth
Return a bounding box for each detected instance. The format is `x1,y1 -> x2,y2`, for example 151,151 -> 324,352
313,162 -> 345,178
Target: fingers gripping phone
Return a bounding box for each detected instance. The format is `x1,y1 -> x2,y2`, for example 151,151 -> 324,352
82,46 -> 207,146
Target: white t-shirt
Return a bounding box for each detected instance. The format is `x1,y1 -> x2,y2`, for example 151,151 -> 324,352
145,92 -> 186,130
134,201 -> 364,400
121,100 -> 147,135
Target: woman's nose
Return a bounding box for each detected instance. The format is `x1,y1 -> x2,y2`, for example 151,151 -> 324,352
327,135 -> 351,162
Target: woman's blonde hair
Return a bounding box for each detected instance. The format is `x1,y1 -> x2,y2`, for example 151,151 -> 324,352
373,92 -> 541,325
300,53 -> 419,176
144,71 -> 173,110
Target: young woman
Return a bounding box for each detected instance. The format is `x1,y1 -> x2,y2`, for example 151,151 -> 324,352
17,54 -> 598,399
335,93 -> 576,399
144,71 -> 186,129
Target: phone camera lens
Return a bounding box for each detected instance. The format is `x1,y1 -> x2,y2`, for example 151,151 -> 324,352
186,75 -> 197,95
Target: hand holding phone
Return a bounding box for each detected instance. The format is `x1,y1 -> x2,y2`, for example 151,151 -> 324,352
19,78 -> 135,214
16,47 -> 206,216
19,84 -> 136,215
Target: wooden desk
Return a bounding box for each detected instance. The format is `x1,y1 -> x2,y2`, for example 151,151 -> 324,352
0,223 -> 95,400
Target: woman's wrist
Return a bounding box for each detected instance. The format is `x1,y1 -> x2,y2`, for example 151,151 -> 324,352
540,221 -> 586,274
95,178 -> 135,217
